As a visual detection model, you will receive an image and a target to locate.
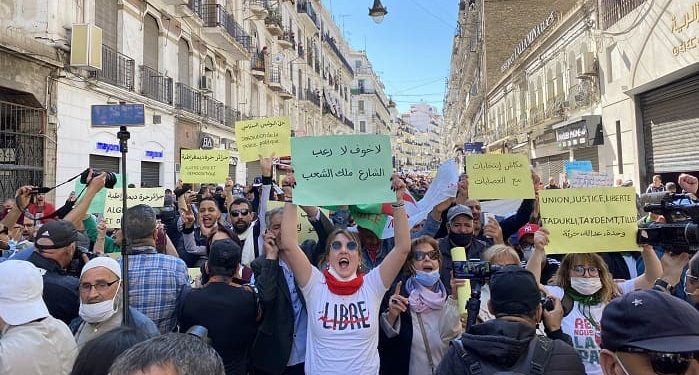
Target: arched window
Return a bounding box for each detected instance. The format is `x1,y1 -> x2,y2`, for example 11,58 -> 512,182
178,39 -> 191,85
204,56 -> 215,92
143,14 -> 159,70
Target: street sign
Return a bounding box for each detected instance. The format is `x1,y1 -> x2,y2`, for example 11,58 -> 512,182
464,142 -> 484,153
91,104 -> 145,127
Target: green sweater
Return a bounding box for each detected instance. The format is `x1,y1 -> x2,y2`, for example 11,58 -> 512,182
83,216 -> 120,253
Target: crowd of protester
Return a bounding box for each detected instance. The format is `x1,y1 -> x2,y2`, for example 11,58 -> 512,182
1,160 -> 699,375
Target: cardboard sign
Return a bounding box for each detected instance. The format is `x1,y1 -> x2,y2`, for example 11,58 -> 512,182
291,135 -> 394,206
103,188 -> 165,228
266,201 -> 328,244
465,154 -> 535,199
180,149 -> 230,183
570,171 -> 613,188
235,116 -> 292,162
539,187 -> 639,254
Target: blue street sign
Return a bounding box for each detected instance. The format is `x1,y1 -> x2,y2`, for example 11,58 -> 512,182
91,104 -> 145,126
464,142 -> 484,153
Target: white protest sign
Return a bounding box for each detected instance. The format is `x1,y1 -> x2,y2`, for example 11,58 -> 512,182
570,171 -> 613,188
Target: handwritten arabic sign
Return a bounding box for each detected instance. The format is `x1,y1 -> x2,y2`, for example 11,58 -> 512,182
539,187 -> 639,254
267,201 -> 328,243
180,149 -> 229,183
291,134 -> 394,206
570,171 -> 613,188
465,154 -> 535,199
103,188 -> 165,228
235,116 -> 291,162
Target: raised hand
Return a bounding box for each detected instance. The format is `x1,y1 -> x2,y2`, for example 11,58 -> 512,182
387,281 -> 409,322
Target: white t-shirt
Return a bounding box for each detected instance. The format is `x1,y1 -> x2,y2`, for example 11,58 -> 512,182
545,280 -> 635,375
301,266 -> 388,375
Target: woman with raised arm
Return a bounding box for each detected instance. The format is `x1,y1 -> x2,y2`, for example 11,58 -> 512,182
280,175 -> 411,375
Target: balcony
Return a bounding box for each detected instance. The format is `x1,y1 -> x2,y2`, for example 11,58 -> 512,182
343,117 -> 355,130
162,0 -> 188,5
278,27 -> 295,49
264,8 -> 283,36
323,34 -> 354,75
296,0 -> 319,29
224,106 -> 241,129
568,81 -> 598,110
267,65 -> 282,90
90,45 -> 135,91
529,105 -> 544,125
301,88 -> 321,108
251,51 -> 266,79
202,95 -> 224,124
140,65 -> 173,105
180,0 -> 204,25
174,83 -> 202,114
248,0 -> 269,20
201,4 -> 251,60
600,0 -> 646,29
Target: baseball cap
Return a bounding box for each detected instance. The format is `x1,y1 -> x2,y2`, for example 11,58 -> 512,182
0,260 -> 50,325
601,289 -> 699,353
489,265 -> 541,315
447,205 -> 474,222
81,256 -> 122,279
34,219 -> 78,250
517,223 -> 540,240
621,179 -> 634,187
208,239 -> 242,270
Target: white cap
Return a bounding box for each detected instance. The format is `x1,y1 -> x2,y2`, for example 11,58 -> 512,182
0,260 -> 50,325
80,257 -> 122,279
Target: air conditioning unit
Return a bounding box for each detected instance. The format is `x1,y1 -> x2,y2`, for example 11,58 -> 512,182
576,51 -> 597,78
200,75 -> 212,92
70,24 -> 103,70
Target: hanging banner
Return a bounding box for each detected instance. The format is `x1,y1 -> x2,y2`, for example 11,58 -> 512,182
103,188 -> 165,228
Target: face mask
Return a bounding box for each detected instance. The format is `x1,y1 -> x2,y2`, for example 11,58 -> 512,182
79,283 -> 120,324
415,270 -> 440,287
570,277 -> 602,296
520,245 -> 534,261
450,233 -> 472,247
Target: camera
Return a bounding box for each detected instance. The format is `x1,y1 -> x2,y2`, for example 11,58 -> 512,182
29,187 -> 51,195
541,295 -> 555,311
66,246 -> 98,277
80,168 -> 117,189
453,259 -> 492,280
638,192 -> 699,253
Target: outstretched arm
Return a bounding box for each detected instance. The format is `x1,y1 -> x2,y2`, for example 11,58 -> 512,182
280,175 -> 312,287
379,176 -> 411,288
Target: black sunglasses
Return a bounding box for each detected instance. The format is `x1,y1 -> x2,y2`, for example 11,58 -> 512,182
330,240 -> 358,251
621,348 -> 699,375
414,250 -> 439,261
230,209 -> 250,217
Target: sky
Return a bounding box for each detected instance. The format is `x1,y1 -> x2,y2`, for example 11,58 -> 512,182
320,0 -> 458,115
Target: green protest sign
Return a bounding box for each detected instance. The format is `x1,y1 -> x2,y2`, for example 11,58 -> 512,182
291,134 -> 394,206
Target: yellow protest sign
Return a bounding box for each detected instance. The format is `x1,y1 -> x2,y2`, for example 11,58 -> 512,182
188,268 -> 202,288
235,116 -> 291,162
267,201 -> 327,244
539,187 -> 639,254
103,188 -> 165,228
180,149 -> 230,183
466,154 -> 534,199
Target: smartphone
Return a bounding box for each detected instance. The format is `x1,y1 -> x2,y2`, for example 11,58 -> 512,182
483,212 -> 496,238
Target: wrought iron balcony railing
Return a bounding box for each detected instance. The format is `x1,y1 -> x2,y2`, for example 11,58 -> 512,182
91,45 -> 135,91
201,4 -> 252,52
175,83 -> 202,114
140,65 -> 173,105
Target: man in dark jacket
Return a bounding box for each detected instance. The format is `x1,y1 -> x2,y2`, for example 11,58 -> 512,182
250,205 -> 334,375
437,266 -> 585,375
438,205 -> 488,295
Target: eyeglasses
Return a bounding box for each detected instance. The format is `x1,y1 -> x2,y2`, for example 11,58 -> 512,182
230,209 -> 250,217
414,250 -> 439,261
79,279 -> 120,292
572,265 -> 599,277
330,240 -> 358,251
619,348 -> 699,375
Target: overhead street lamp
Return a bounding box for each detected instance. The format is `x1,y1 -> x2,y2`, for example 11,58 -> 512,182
369,0 -> 388,23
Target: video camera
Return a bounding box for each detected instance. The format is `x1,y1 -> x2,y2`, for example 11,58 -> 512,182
80,168 -> 117,189
639,192 -> 699,253
66,245 -> 98,277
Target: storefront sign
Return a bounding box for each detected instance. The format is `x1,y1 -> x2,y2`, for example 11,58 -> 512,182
96,142 -> 120,153
501,11 -> 557,72
145,150 -> 163,158
556,122 -> 588,149
670,3 -> 699,56
200,135 -> 214,150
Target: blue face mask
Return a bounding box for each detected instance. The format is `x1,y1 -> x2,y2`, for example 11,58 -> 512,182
414,270 -> 441,287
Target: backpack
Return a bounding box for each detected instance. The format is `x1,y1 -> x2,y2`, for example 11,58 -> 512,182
450,335 -> 554,375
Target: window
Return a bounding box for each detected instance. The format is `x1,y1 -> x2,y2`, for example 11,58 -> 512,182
360,121 -> 366,133
358,100 -> 365,114
143,14 -> 159,70
204,56 -> 215,92
95,0 -> 118,50
178,39 -> 191,85
225,70 -> 234,107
